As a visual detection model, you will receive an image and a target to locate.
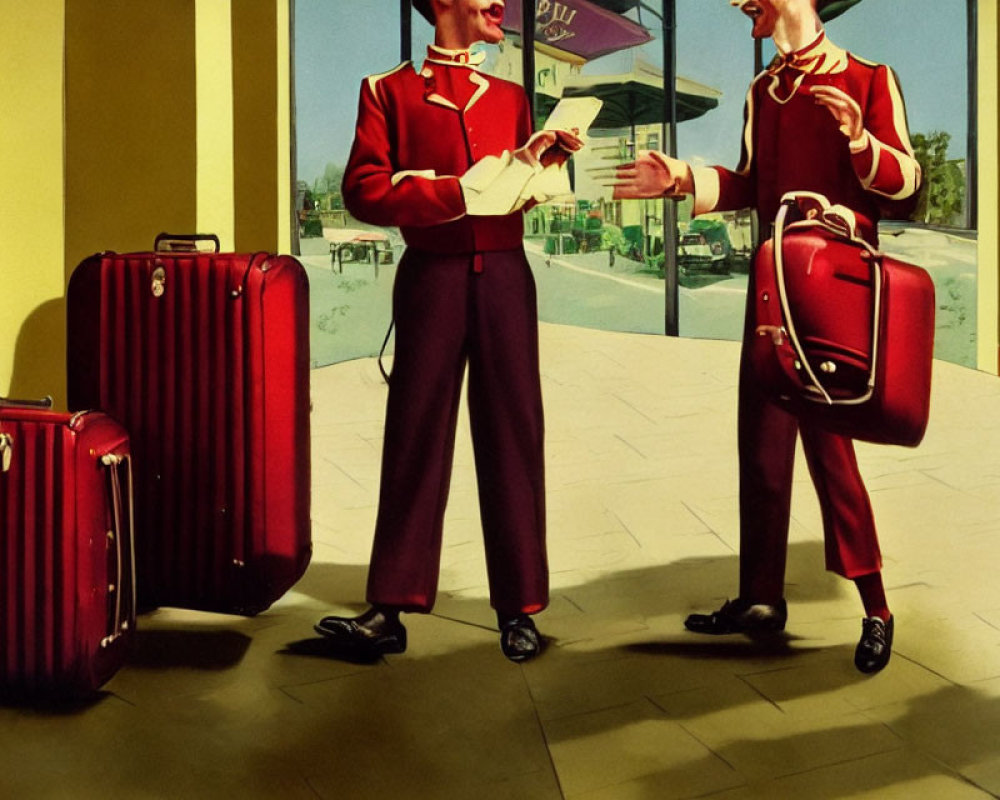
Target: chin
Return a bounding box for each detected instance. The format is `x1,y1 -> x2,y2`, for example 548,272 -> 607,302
481,2 -> 505,43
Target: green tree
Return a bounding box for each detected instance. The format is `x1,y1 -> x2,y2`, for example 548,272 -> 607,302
316,162 -> 346,210
323,162 -> 345,189
911,130 -> 965,226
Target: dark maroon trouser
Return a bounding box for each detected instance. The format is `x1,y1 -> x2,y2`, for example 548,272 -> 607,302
366,248 -> 548,615
737,278 -> 882,604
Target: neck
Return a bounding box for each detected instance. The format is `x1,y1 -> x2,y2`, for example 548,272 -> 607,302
772,4 -> 822,54
434,20 -> 475,50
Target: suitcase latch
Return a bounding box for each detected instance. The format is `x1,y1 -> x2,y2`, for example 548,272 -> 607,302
0,433 -> 12,473
151,266 -> 167,298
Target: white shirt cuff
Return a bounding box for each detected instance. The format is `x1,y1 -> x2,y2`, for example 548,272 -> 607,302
691,167 -> 720,216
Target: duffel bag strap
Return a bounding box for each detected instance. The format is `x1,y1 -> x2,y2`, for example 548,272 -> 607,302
772,192 -> 882,407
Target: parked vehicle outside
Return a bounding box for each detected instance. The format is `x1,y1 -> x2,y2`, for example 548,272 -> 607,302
678,218 -> 732,274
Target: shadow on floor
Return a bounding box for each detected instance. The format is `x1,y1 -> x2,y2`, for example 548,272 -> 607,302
553,683 -> 1000,799
125,627 -> 253,671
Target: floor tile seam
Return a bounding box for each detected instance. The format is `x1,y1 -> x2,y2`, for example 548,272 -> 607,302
971,612 -> 1000,635
734,673 -> 786,714
854,714 -> 1000,798
764,741 -> 908,784
605,509 -> 643,549
642,692 -> 750,770
891,651 -> 962,686
678,501 -> 736,553
427,612 -> 496,635
915,467 -> 989,493
275,664 -> 393,697
535,697 -> 654,727
612,433 -> 648,460
315,458 -> 368,490
886,580 -> 934,593
610,393 -> 660,425
302,775 -> 327,799
670,716 -> 740,774
966,672 -> 1000,687
519,668 -> 569,799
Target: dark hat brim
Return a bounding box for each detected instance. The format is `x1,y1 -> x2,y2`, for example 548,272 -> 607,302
818,0 -> 864,22
412,0 -> 435,24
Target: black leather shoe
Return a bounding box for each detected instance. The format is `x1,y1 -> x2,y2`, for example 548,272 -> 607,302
684,598 -> 788,636
314,606 -> 406,657
499,614 -> 542,663
854,615 -> 893,674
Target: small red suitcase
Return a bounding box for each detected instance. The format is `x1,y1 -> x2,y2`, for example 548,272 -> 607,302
751,194 -> 935,447
66,234 -> 311,615
0,400 -> 135,699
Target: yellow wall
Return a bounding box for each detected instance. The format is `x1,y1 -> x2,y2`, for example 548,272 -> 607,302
0,0 -> 291,404
64,0 -> 198,269
0,1 -> 67,403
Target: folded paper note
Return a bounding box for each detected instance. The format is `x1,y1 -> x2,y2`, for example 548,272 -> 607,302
541,96 -> 603,135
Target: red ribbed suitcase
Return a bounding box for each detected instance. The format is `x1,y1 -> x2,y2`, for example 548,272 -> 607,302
66,234 -> 311,615
0,401 -> 135,699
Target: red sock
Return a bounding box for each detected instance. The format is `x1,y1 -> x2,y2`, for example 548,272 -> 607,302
854,572 -> 891,621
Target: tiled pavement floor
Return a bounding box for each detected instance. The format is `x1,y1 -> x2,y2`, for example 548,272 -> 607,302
3,324 -> 1000,799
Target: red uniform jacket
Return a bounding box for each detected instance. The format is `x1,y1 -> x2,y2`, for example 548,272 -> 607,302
342,49 -> 533,254
693,32 -> 921,244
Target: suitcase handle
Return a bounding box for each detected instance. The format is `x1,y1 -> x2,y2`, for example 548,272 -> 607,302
154,232 -> 221,253
0,433 -> 11,473
0,395 -> 53,409
100,453 -> 137,648
772,195 -> 882,407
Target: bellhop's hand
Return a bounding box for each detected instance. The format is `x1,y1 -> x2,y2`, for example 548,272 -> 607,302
810,85 -> 865,143
514,128 -> 584,169
613,151 -> 694,199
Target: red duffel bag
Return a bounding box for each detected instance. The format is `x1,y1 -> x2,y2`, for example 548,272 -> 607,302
750,192 -> 935,447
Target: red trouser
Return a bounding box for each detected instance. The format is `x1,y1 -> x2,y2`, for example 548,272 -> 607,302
737,289 -> 881,604
366,248 -> 548,615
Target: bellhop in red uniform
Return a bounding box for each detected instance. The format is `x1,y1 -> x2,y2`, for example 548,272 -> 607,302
614,0 -> 921,673
314,0 -> 582,663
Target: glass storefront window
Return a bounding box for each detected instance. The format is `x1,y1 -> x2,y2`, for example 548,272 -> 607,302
519,1 -> 681,338
294,0 -> 404,369
295,0 -> 977,368
673,0 -> 976,365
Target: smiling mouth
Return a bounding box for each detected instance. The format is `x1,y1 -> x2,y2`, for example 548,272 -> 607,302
484,3 -> 505,25
733,0 -> 762,18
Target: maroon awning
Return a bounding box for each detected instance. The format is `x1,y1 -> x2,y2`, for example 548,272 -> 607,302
503,0 -> 653,63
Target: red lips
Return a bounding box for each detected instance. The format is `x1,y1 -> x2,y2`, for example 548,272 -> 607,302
484,3 -> 504,26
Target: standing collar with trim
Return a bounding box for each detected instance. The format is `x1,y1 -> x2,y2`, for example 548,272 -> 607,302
769,30 -> 848,76
424,44 -> 487,69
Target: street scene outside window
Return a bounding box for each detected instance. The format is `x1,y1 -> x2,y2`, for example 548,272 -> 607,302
294,0 -> 975,369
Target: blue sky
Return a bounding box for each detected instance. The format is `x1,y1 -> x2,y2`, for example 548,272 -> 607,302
294,0 -> 969,185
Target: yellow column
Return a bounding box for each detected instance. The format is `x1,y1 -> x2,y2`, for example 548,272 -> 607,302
277,0 -> 293,253
0,0 -> 67,401
197,0 -> 236,250
977,1 -> 999,374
